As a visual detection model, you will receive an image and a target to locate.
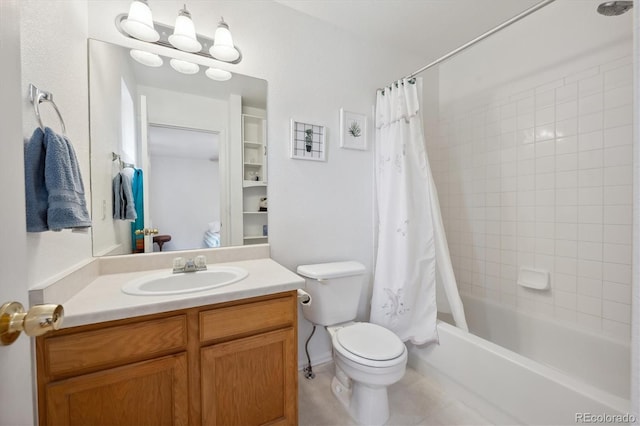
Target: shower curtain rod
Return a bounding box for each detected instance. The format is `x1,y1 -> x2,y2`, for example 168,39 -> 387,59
395,0 -> 557,83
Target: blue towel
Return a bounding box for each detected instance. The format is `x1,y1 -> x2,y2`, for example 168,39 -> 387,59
43,128 -> 91,231
24,128 -> 48,232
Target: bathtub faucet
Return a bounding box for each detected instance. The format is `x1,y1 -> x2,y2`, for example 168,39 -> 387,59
172,255 -> 207,273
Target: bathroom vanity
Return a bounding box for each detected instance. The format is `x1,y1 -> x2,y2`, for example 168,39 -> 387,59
31,248 -> 303,426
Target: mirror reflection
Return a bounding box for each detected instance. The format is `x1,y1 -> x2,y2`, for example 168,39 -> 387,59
89,39 -> 268,256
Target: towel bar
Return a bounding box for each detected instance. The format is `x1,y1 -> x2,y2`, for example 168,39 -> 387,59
29,83 -> 66,135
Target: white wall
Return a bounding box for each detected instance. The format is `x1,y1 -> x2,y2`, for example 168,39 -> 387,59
21,0 -> 92,287
149,154 -> 220,251
427,0 -> 634,342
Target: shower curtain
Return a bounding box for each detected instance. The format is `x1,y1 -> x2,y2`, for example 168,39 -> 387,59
370,78 -> 467,345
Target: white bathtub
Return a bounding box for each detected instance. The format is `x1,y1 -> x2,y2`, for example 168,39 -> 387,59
409,294 -> 631,425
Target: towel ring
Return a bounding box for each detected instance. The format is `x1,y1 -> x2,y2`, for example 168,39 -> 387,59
29,84 -> 66,135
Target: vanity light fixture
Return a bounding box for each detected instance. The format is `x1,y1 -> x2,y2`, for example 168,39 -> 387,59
168,5 -> 202,53
205,67 -> 232,81
121,0 -> 160,42
115,5 -> 243,65
170,58 -> 200,75
130,49 -> 163,67
209,18 -> 240,62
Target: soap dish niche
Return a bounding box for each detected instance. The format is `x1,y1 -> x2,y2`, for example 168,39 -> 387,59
517,267 -> 550,290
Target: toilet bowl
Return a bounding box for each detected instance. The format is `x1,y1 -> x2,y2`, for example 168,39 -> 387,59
327,322 -> 407,426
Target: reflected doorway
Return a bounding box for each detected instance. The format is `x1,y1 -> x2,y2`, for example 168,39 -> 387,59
147,125 -> 223,252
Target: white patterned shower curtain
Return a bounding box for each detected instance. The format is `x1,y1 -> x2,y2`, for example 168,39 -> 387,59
370,78 -> 468,345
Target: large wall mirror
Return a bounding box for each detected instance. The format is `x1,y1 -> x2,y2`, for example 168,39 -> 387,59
89,39 -> 268,256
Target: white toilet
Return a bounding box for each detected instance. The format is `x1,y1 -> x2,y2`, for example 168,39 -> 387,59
297,261 -> 407,426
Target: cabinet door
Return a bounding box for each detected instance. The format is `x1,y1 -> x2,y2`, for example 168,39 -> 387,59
46,353 -> 188,426
201,328 -> 297,426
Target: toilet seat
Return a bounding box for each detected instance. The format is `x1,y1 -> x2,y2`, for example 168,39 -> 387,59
333,322 -> 406,368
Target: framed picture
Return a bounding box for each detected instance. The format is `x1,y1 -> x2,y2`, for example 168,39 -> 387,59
290,119 -> 326,161
340,109 -> 367,150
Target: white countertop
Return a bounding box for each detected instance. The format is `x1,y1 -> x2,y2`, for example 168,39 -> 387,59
59,258 -> 304,328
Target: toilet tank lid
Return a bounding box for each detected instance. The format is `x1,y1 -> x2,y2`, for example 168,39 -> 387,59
297,261 -> 366,280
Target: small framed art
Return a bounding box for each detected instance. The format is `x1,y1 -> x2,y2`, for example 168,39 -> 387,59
340,108 -> 367,150
290,119 -> 326,161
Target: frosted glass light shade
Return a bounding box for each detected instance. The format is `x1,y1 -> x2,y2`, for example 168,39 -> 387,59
205,68 -> 232,81
209,19 -> 240,62
130,49 -> 163,67
170,58 -> 199,75
168,8 -> 202,53
122,0 -> 159,42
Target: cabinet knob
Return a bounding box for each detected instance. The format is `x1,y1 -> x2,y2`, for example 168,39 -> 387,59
0,302 -> 64,346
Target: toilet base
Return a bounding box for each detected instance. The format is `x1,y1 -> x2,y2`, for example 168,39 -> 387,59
331,376 -> 352,411
331,376 -> 390,426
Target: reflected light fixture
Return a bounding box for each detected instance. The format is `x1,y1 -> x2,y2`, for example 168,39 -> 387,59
168,5 -> 202,53
209,18 -> 240,62
205,67 -> 232,81
170,58 -> 199,74
121,0 -> 160,42
130,49 -> 163,67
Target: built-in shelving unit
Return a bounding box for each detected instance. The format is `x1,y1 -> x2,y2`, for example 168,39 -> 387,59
242,112 -> 267,244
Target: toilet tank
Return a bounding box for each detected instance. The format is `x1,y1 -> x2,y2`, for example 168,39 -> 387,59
297,261 -> 366,326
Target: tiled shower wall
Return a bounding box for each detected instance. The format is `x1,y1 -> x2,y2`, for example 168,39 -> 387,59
430,55 -> 633,341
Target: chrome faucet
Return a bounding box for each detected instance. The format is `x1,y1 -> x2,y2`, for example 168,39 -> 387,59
173,255 -> 207,273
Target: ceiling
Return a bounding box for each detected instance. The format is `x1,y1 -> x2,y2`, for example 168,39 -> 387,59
275,0 -> 543,64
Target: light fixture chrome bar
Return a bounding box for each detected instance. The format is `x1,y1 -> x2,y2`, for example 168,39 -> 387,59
403,0 -> 556,80
114,13 -> 242,64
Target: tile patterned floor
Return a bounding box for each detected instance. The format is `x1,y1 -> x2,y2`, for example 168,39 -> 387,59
298,362 -> 493,426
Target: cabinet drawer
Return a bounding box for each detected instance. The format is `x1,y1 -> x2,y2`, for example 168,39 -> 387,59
200,295 -> 294,342
44,315 -> 187,377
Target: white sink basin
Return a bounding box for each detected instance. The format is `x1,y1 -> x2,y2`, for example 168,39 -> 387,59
122,266 -> 249,296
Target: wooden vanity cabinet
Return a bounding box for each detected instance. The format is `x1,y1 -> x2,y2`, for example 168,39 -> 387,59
36,291 -> 298,426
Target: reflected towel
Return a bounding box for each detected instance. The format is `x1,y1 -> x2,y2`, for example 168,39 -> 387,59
112,174 -> 122,219
112,168 -> 136,221
121,168 -> 136,220
43,128 -> 91,231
